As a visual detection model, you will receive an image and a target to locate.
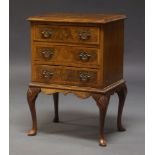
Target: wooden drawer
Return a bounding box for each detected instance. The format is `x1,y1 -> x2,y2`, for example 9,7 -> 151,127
34,24 -> 100,45
32,42 -> 99,68
32,65 -> 99,87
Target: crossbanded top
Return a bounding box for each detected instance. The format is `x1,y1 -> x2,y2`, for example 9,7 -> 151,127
28,13 -> 126,24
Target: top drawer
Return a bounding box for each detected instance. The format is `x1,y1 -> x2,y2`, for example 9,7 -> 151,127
33,24 -> 100,45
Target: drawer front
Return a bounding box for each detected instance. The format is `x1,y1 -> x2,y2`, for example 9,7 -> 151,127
32,43 -> 99,68
34,24 -> 100,45
32,65 -> 99,87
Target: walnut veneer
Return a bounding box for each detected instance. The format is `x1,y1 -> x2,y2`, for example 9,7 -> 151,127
27,13 -> 127,146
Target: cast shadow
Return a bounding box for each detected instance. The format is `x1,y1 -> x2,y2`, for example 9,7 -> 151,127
37,110 -> 130,142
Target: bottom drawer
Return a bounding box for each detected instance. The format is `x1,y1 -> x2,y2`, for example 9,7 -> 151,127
32,65 -> 99,87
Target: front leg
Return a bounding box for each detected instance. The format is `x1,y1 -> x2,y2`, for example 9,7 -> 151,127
27,87 -> 41,136
116,83 -> 127,131
93,94 -> 110,146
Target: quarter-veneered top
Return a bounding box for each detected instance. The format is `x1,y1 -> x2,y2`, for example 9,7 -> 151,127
27,13 -> 126,24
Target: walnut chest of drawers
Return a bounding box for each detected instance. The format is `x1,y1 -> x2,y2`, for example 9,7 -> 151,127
27,13 -> 127,146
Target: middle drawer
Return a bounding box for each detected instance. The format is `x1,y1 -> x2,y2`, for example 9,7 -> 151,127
32,42 -> 99,68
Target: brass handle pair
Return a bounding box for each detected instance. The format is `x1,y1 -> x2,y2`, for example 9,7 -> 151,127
41,49 -> 91,62
41,30 -> 91,41
41,70 -> 91,82
42,70 -> 54,79
41,48 -> 55,59
79,72 -> 91,82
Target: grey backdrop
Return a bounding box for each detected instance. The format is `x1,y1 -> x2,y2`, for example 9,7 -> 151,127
10,0 -> 145,155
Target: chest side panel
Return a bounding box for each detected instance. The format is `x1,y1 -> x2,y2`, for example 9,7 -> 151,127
102,20 -> 124,87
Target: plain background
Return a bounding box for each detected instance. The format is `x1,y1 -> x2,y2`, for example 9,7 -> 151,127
10,0 -> 145,155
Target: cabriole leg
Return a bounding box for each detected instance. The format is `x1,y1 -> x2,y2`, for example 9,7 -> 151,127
93,94 -> 110,146
27,87 -> 41,136
116,83 -> 127,131
53,92 -> 59,122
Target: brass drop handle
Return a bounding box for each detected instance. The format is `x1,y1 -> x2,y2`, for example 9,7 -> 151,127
41,30 -> 53,38
41,49 -> 55,59
42,70 -> 54,79
79,72 -> 91,82
78,31 -> 91,40
79,51 -> 91,62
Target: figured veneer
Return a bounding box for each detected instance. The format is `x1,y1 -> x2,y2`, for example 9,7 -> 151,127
32,42 -> 99,68
32,65 -> 98,87
34,24 -> 100,45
